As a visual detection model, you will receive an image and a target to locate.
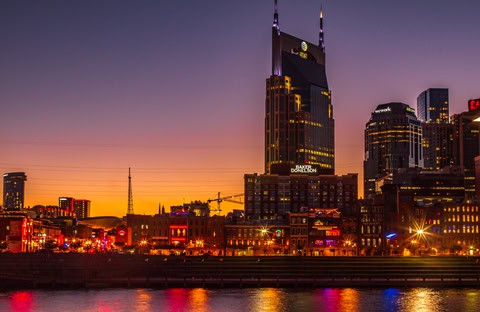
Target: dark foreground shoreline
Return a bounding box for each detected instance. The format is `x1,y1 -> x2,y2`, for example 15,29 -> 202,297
1,254 -> 480,289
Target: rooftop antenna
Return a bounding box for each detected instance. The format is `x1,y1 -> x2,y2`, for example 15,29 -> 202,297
127,167 -> 134,215
319,5 -> 325,52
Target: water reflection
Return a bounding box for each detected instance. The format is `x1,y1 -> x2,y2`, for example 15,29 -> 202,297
188,288 -> 210,312
165,288 -> 190,312
249,288 -> 285,312
135,289 -> 153,312
400,288 -> 445,312
9,291 -> 35,312
314,288 -> 360,312
1,288 -> 480,312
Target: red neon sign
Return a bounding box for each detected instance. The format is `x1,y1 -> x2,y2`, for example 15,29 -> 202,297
469,99 -> 480,112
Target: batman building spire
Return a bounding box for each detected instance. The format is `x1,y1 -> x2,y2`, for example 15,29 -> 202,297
319,6 -> 325,52
273,0 -> 279,32
265,2 -> 334,174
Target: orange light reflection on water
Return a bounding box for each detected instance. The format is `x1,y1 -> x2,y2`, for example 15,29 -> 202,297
187,288 -> 210,312
250,288 -> 285,312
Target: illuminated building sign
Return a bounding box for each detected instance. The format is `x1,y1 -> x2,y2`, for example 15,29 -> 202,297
291,164 -> 317,174
118,230 -> 125,236
405,106 -> 415,114
290,41 -> 309,60
326,229 -> 340,236
374,107 -> 391,114
468,99 -> 480,112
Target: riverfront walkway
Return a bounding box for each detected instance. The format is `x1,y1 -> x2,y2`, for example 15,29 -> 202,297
1,254 -> 480,288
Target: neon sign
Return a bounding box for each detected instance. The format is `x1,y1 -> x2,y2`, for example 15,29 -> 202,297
468,99 -> 480,112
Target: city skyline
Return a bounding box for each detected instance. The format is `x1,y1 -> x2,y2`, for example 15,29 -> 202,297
1,0 -> 479,216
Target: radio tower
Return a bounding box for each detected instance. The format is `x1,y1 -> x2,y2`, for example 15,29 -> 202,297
127,167 -> 134,215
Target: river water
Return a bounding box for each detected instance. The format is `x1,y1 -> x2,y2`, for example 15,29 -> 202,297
0,288 -> 479,311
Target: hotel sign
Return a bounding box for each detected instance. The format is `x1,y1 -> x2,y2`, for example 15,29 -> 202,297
468,99 -> 480,112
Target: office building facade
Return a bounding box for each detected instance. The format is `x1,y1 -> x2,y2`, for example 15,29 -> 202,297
244,170 -> 358,220
364,103 -> 423,197
417,89 -> 453,171
3,172 -> 27,210
417,88 -> 449,123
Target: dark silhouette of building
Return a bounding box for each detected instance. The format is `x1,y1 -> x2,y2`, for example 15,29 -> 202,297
265,2 -> 334,174
417,88 -> 449,123
3,172 -> 27,210
364,103 -> 423,197
475,156 -> 480,199
452,102 -> 480,199
421,123 -> 454,171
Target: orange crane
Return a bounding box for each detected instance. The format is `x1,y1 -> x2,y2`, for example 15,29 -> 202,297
207,192 -> 244,214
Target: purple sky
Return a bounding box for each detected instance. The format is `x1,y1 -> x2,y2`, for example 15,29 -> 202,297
1,0 -> 479,216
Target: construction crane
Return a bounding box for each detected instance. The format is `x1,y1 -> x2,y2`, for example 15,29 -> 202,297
207,192 -> 244,214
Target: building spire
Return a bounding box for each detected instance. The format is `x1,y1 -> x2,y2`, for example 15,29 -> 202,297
127,167 -> 134,215
273,0 -> 279,34
319,5 -> 325,52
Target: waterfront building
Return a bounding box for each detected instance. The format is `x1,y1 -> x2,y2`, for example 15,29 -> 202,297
224,220 -> 289,256
244,169 -> 358,220
358,197 -> 385,255
441,202 -> 480,254
289,212 -> 309,255
265,2 -> 334,174
417,88 -> 449,123
126,213 -> 225,255
364,103 -> 423,197
3,172 -> 27,210
452,100 -> 480,199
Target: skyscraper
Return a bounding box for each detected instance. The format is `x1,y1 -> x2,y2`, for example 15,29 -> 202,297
364,103 -> 423,197
417,88 -> 453,171
265,1 -> 334,174
3,172 -> 27,210
417,88 -> 449,123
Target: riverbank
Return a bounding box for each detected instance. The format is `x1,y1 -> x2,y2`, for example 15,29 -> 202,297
1,254 -> 479,289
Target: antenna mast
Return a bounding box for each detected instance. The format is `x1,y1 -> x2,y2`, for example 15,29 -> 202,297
127,167 -> 134,215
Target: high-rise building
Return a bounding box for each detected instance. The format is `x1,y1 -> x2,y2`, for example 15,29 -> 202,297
3,172 -> 27,210
265,1 -> 334,174
417,88 -> 449,123
364,103 -> 423,198
452,99 -> 480,199
421,123 -> 454,170
417,88 -> 453,171
74,199 -> 91,219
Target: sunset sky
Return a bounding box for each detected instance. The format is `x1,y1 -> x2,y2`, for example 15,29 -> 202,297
1,0 -> 479,217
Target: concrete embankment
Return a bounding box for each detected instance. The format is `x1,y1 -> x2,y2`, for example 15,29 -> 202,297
1,254 -> 480,289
